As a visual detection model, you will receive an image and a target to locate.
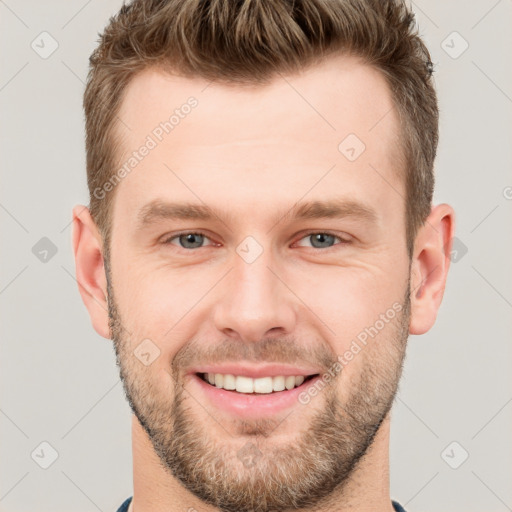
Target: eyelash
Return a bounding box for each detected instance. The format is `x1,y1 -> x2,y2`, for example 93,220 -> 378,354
161,230 -> 352,251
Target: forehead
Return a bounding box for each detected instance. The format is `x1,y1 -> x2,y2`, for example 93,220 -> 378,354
117,53 -> 400,145
112,53 -> 404,227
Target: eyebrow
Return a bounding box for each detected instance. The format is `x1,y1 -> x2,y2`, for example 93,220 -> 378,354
136,198 -> 378,230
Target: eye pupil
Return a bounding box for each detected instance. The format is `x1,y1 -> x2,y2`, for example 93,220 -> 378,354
310,233 -> 336,249
180,233 -> 204,248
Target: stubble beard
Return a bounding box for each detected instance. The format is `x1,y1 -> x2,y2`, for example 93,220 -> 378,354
106,265 -> 410,512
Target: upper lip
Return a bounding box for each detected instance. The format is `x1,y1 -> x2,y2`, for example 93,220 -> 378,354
188,363 -> 322,379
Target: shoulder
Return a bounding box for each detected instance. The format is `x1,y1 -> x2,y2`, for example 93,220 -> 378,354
115,496 -> 133,512
392,500 -> 408,512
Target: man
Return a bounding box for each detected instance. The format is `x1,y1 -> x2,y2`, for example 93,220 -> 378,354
72,0 -> 455,511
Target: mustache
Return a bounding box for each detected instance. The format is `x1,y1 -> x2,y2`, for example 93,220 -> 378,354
172,336 -> 337,375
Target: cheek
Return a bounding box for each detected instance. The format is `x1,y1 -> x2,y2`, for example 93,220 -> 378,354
286,262 -> 407,389
115,265 -> 211,353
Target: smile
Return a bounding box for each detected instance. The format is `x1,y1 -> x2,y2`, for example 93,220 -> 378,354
197,372 -> 319,394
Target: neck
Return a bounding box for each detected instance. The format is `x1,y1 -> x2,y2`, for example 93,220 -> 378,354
130,412 -> 396,512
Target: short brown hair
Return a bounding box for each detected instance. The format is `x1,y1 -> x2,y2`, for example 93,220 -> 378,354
84,0 -> 437,259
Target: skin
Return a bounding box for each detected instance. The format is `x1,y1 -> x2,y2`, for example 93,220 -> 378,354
73,53 -> 455,512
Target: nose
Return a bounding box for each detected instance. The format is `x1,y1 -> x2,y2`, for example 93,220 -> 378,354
213,247 -> 297,343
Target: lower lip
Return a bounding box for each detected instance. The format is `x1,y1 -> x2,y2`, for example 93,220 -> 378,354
189,373 -> 322,418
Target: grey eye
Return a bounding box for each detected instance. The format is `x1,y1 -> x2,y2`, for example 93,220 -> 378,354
307,233 -> 338,249
179,233 -> 204,249
295,232 -> 345,249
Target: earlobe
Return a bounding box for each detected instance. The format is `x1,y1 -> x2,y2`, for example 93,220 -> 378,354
409,203 -> 456,335
72,205 -> 111,339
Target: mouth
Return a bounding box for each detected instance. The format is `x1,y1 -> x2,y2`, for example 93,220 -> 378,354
190,371 -> 323,417
188,365 -> 324,417
196,372 -> 319,394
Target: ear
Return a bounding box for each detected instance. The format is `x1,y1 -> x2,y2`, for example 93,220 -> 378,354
409,203 -> 456,335
72,205 -> 110,339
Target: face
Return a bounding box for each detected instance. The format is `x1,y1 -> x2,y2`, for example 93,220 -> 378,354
106,54 -> 412,512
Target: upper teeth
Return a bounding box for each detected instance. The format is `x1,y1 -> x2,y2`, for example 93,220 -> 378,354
204,373 -> 307,393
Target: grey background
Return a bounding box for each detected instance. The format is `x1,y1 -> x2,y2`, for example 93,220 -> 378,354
1,1 -> 511,511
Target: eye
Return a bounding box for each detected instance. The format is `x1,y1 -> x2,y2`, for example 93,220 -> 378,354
160,230 -> 351,251
162,231 -> 215,249
295,231 -> 351,249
